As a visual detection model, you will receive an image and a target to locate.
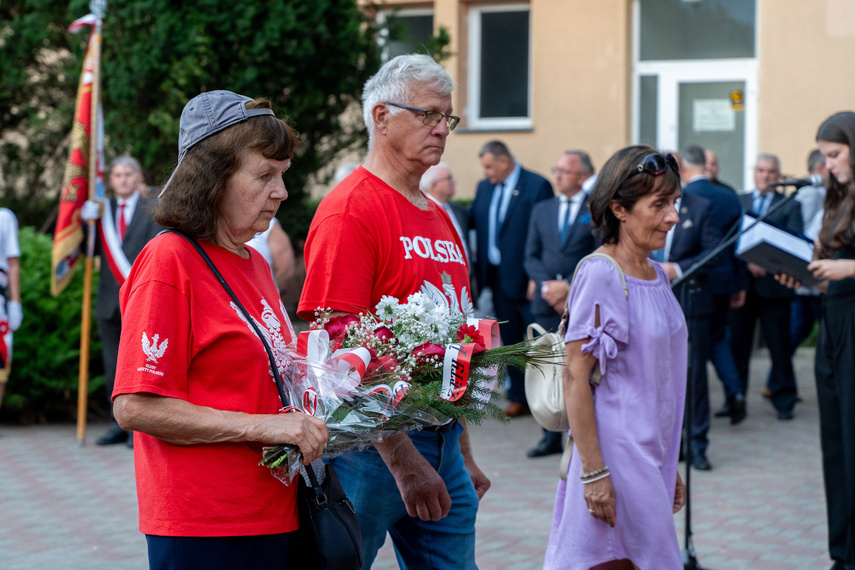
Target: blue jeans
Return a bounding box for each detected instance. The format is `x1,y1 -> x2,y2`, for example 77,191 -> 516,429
329,422 -> 479,570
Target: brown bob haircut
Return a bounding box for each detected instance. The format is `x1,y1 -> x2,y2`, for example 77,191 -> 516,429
155,98 -> 298,242
588,145 -> 681,245
816,111 -> 855,254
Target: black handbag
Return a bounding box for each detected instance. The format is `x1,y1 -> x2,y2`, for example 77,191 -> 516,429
166,230 -> 363,570
293,463 -> 363,570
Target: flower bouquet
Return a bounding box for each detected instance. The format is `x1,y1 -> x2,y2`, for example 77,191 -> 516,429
260,289 -> 560,484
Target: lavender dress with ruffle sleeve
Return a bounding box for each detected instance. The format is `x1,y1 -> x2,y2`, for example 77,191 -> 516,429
544,257 -> 687,570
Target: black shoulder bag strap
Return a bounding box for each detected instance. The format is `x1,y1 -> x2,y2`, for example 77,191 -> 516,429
161,229 -> 291,409
162,229 -> 331,493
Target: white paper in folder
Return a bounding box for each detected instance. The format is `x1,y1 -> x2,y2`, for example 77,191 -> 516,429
735,215 -> 819,287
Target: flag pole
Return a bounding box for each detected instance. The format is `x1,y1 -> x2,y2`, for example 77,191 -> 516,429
77,0 -> 107,445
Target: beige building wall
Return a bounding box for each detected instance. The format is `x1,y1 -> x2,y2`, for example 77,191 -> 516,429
757,0 -> 855,177
442,0 -> 632,200
331,1 -> 855,200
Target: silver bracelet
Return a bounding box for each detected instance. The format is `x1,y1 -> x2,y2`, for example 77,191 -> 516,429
580,465 -> 609,480
582,471 -> 611,485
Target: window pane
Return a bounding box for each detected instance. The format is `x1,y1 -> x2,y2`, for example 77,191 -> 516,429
387,14 -> 434,59
639,75 -> 658,147
479,10 -> 529,118
640,0 -> 755,61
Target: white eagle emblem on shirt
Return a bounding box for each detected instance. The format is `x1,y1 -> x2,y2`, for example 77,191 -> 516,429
141,332 -> 169,363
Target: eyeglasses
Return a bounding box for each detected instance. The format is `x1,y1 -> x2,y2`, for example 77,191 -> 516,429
551,168 -> 586,176
627,153 -> 680,180
384,102 -> 460,131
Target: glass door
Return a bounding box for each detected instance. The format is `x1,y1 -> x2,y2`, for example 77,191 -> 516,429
633,61 -> 757,192
678,80 -> 746,191
633,0 -> 757,191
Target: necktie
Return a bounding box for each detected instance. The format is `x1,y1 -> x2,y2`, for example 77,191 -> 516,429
560,202 -> 571,244
754,194 -> 770,216
650,248 -> 665,262
488,183 -> 504,265
118,203 -> 127,240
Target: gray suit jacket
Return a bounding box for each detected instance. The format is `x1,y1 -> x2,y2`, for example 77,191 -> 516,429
524,195 -> 597,318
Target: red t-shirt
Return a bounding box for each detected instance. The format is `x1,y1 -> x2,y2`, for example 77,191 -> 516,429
114,233 -> 298,537
298,167 -> 473,320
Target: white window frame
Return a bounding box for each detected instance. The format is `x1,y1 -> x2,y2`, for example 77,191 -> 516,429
630,0 -> 759,191
377,7 -> 435,63
466,3 -> 532,130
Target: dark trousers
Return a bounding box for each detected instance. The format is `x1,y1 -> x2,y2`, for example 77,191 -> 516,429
729,289 -> 798,414
97,312 -> 122,425
146,533 -> 292,570
687,314 -> 712,454
709,295 -> 743,399
817,294 -> 855,565
488,265 -> 532,404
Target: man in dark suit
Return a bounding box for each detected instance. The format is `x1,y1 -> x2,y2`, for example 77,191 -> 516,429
82,156 -> 163,446
523,150 -> 597,456
654,187 -> 722,470
681,145 -> 747,425
731,153 -> 803,420
470,140 -> 553,416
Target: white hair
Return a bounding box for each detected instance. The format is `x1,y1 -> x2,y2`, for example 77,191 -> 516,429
362,54 -> 454,147
110,155 -> 142,173
419,162 -> 451,192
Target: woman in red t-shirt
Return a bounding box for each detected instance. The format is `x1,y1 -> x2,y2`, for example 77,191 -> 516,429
112,91 -> 327,569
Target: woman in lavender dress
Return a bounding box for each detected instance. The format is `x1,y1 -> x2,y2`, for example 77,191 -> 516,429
544,145 -> 688,570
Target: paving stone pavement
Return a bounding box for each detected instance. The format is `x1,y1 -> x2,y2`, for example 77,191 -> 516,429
0,348 -> 834,569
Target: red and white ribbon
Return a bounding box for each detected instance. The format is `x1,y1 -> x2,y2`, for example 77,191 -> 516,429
439,319 -> 500,402
440,343 -> 474,402
68,14 -> 99,34
297,328 -> 371,389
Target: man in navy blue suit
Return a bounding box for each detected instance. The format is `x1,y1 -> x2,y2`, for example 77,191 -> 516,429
653,182 -> 722,470
681,145 -> 747,426
470,140 -> 553,416
523,150 -> 598,456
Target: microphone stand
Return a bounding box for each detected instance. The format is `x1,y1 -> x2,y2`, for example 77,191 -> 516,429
678,276 -> 705,570
672,184 -> 805,570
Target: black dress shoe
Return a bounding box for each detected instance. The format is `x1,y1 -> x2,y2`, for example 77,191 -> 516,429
97,427 -> 129,446
729,395 -> 747,425
527,438 -> 563,458
691,450 -> 712,471
713,401 -> 731,418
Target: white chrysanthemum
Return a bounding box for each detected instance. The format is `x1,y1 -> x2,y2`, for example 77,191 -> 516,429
375,296 -> 399,321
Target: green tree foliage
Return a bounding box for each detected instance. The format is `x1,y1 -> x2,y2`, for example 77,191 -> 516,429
1,227 -> 105,423
0,0 -> 381,232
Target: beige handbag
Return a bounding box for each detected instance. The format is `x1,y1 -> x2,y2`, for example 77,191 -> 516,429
523,252 -> 628,479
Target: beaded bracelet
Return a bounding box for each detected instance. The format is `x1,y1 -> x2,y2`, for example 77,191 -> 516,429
580,465 -> 609,480
582,471 -> 611,485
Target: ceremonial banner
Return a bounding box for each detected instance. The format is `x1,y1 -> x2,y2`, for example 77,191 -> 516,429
50,16 -> 103,297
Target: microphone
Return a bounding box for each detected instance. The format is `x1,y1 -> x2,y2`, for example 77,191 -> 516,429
769,174 -> 824,189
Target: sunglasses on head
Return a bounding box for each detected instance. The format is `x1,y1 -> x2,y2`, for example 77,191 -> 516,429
626,153 -> 680,180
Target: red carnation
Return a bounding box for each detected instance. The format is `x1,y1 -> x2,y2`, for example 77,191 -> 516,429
456,324 -> 487,354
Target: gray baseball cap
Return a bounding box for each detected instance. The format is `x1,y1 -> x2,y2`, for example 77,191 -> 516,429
159,90 -> 275,197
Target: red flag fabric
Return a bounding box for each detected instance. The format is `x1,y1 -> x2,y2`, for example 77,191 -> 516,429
51,20 -> 101,297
